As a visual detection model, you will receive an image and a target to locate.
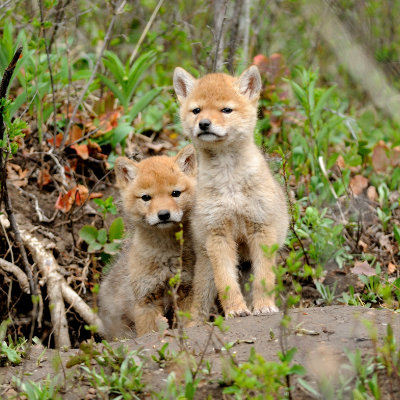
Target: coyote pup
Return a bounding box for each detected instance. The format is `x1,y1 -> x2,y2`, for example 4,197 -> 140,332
98,145 -> 197,338
173,66 -> 289,320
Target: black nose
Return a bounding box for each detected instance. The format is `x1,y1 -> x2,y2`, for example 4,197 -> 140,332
199,119 -> 211,131
158,210 -> 171,221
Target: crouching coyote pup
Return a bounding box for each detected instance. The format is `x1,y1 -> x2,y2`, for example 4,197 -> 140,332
173,66 -> 289,321
98,145 -> 197,338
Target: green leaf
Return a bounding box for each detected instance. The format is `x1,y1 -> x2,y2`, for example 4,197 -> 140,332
2,346 -> 21,364
97,228 -> 108,245
103,242 -> 121,255
97,73 -> 127,109
298,379 -> 320,397
289,364 -> 307,375
88,242 -> 102,253
110,122 -> 134,147
290,81 -> 307,106
128,86 -> 163,123
79,226 -> 98,244
312,85 -> 337,125
109,217 -> 124,242
394,225 -> 400,246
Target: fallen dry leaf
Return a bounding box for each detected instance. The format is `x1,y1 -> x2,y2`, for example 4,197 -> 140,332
367,186 -> 378,202
358,240 -> 368,252
388,262 -> 397,275
351,261 -> 375,276
372,140 -> 390,171
71,144 -> 89,160
37,169 -> 52,186
6,163 -> 29,187
337,155 -> 345,169
377,232 -> 393,252
54,184 -> 102,213
47,133 -> 63,147
350,175 -> 368,195
390,146 -> 400,167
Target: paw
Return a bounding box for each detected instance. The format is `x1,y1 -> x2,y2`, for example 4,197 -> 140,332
226,308 -> 251,318
252,305 -> 279,315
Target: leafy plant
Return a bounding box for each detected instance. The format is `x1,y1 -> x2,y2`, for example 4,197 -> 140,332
222,347 -> 306,399
0,320 -> 27,366
315,281 -> 338,306
97,50 -> 163,148
79,217 -> 124,262
93,196 -> 118,219
13,374 -> 62,400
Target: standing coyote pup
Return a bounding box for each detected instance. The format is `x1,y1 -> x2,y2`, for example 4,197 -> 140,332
173,66 -> 289,320
98,145 -> 196,338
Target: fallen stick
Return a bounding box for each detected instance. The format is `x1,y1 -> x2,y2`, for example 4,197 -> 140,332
20,227 -> 71,349
0,258 -> 30,294
18,218 -> 105,346
61,282 -> 104,333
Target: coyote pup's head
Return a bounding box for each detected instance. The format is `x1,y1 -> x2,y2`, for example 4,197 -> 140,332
114,145 -> 196,229
173,66 -> 261,149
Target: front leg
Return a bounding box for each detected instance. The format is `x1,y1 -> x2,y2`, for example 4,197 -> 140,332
188,250 -> 218,325
206,225 -> 250,318
248,224 -> 279,314
133,299 -> 167,336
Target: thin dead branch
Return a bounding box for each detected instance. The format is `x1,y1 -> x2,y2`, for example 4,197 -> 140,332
212,0 -> 229,73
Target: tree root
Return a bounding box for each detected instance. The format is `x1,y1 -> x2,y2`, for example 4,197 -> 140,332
17,217 -> 105,348
0,258 -> 30,294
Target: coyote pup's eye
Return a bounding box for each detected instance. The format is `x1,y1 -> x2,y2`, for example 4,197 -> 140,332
192,108 -> 201,115
222,108 -> 233,114
172,191 -> 181,197
141,195 -> 151,201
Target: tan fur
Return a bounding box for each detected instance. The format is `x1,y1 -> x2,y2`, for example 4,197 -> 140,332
173,66 -> 289,321
98,145 -> 197,338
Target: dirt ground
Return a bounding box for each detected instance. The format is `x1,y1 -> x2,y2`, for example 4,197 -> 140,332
1,305 -> 399,399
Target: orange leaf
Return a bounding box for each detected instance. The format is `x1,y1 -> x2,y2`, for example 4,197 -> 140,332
48,133 -> 64,147
349,175 -> 368,195
37,169 -> 52,186
388,262 -> 397,275
372,141 -> 390,171
71,144 -> 89,160
70,125 -> 83,144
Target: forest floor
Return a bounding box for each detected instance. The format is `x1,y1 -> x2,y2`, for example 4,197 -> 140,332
1,306 -> 399,399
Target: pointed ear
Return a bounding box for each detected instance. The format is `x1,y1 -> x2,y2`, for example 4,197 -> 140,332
174,144 -> 197,177
173,67 -> 197,103
235,66 -> 262,100
114,157 -> 139,188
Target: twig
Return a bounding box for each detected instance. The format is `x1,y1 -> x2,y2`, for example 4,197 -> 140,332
0,0 -> 12,10
212,0 -> 229,73
242,0 -> 251,67
129,0 -> 165,66
318,156 -> 346,223
0,47 -> 23,210
12,184 -> 58,223
282,155 -> 310,265
72,168 -> 113,215
38,0 -> 58,151
226,0 -> 244,73
46,149 -> 69,189
0,258 -> 30,294
192,324 -> 214,380
60,0 -> 125,149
